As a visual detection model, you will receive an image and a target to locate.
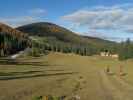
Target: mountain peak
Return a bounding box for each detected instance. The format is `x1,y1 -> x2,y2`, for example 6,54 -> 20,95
17,22 -> 116,47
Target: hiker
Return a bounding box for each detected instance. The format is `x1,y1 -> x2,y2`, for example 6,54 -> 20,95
106,66 -> 110,74
119,65 -> 124,77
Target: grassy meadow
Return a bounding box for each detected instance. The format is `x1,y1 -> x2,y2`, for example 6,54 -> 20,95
0,52 -> 133,100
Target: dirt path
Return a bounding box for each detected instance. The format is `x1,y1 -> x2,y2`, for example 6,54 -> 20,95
99,70 -> 133,100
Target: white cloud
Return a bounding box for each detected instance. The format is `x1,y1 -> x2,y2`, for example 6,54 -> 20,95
0,16 -> 40,27
61,4 -> 133,33
0,8 -> 46,27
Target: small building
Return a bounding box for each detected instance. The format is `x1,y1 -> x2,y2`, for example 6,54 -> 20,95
100,51 -> 119,58
111,54 -> 119,58
100,52 -> 110,57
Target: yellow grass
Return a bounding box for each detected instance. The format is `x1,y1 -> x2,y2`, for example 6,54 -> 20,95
0,52 -> 133,100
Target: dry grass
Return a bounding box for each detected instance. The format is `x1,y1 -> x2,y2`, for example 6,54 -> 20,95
0,52 -> 133,100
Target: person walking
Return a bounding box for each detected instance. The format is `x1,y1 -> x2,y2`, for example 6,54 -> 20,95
119,65 -> 123,77
106,66 -> 110,74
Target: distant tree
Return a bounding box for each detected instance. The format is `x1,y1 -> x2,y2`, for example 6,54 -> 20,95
119,38 -> 133,60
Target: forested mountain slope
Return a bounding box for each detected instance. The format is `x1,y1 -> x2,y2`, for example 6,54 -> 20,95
0,23 -> 30,56
17,22 -> 117,49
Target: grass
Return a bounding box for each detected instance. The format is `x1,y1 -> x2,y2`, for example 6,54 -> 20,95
0,52 -> 133,100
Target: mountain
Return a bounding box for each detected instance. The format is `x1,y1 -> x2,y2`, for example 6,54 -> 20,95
17,22 -> 116,47
17,22 -> 87,44
0,23 -> 29,56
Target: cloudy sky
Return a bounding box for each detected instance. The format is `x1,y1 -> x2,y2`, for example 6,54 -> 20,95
1,0 -> 133,42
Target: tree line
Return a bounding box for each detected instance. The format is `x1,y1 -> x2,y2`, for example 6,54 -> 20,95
29,37 -> 133,61
28,37 -> 101,57
1,33 -> 133,61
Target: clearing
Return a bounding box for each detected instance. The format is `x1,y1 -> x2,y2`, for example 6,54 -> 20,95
0,52 -> 133,100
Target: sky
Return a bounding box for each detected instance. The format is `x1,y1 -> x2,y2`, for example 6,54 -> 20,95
1,0 -> 133,42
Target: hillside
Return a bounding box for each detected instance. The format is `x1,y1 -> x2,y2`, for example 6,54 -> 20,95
0,23 -> 27,38
17,22 -> 116,48
17,22 -> 86,44
0,23 -> 30,56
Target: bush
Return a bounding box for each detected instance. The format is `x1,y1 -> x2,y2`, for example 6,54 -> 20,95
32,96 -> 43,100
27,47 -> 41,57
